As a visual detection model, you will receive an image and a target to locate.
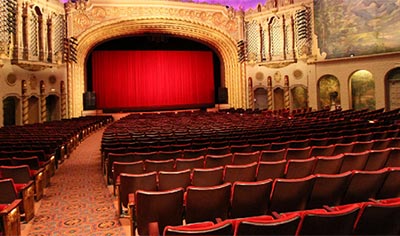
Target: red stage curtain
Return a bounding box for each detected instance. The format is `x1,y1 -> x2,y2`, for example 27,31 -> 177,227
92,50 -> 215,110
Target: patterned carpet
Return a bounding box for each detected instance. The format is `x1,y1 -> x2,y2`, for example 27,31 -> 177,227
22,127 -> 129,236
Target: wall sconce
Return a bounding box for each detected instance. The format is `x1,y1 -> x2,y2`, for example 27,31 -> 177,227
22,80 -> 27,95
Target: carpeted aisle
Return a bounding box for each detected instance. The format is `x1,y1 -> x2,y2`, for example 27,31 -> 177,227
23,127 -> 128,236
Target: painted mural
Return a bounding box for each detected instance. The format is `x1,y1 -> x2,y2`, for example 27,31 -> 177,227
314,0 -> 400,58
318,75 -> 340,110
291,86 -> 308,110
350,70 -> 376,110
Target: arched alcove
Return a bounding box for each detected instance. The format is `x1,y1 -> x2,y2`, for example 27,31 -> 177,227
3,96 -> 21,126
254,87 -> 267,110
349,70 -> 375,110
385,67 -> 400,111
318,75 -> 340,110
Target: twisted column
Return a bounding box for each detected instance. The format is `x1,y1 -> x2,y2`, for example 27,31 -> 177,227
40,95 -> 46,122
22,96 -> 29,124
267,77 -> 273,110
284,75 -> 290,109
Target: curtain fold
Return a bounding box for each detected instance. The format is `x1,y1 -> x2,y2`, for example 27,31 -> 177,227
92,50 -> 215,110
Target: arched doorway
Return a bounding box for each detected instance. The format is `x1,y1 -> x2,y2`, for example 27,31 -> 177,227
46,95 -> 61,121
350,70 -> 375,110
28,96 -> 40,124
254,87 -> 267,110
318,75 -> 340,110
386,67 -> 400,111
3,96 -> 20,126
273,87 -> 285,110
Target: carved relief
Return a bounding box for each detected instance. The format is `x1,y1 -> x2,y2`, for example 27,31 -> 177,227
68,4 -> 240,39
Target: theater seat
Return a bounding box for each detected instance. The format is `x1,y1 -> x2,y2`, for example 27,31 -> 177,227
185,183 -> 231,224
353,198 -> 400,235
0,198 -> 21,236
134,188 -> 184,236
298,204 -> 360,235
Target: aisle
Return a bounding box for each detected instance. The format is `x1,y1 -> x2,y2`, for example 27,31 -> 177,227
23,127 -> 129,236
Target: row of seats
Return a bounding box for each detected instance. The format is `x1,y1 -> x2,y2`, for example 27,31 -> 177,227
131,187 -> 400,236
102,121 -> 398,150
158,197 -> 400,236
118,167 -> 400,225
105,146 -> 400,185
103,109 -> 397,146
0,116 -> 113,236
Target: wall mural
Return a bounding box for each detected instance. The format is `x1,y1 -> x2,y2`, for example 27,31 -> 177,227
318,75 -> 340,110
350,70 -> 376,110
291,86 -> 308,110
314,0 -> 400,58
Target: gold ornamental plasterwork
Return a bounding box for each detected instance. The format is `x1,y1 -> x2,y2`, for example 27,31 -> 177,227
70,5 -> 240,40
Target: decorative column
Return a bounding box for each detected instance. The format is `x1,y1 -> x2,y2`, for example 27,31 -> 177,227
61,81 -> 67,119
248,77 -> 254,109
267,76 -> 273,110
22,3 -> 28,60
284,75 -> 290,109
40,80 -> 46,122
22,80 -> 29,125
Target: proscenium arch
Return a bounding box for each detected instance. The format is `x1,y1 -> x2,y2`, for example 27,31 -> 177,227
68,18 -> 244,117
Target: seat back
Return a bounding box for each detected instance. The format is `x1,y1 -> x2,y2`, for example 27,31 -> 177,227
0,165 -> 32,183
285,157 -> 316,179
112,160 -> 144,185
385,147 -> 400,167
207,146 -> 230,156
135,188 -> 184,235
339,151 -> 369,173
12,156 -> 41,170
341,168 -> 389,204
354,198 -> 400,235
259,149 -> 286,162
157,150 -> 183,160
191,166 -> 224,187
158,169 -> 192,191
182,148 -> 208,159
204,154 -> 233,168
312,154 -> 344,174
269,175 -> 315,213
351,140 -> 374,153
175,156 -> 204,171
0,178 -> 18,204
230,179 -> 273,218
299,204 -> 360,235
332,143 -> 354,155
118,172 -> 158,208
230,144 -> 252,154
232,151 -> 260,165
364,148 -> 391,171
307,171 -> 352,209
144,159 -> 175,173
223,162 -> 257,183
185,183 -> 231,223
309,145 -> 335,158
376,167 -> 400,199
256,160 -> 286,181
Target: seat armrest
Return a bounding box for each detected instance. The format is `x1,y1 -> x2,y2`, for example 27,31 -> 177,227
0,199 -> 21,214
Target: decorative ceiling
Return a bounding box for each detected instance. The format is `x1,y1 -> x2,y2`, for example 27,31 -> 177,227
60,0 -> 266,11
